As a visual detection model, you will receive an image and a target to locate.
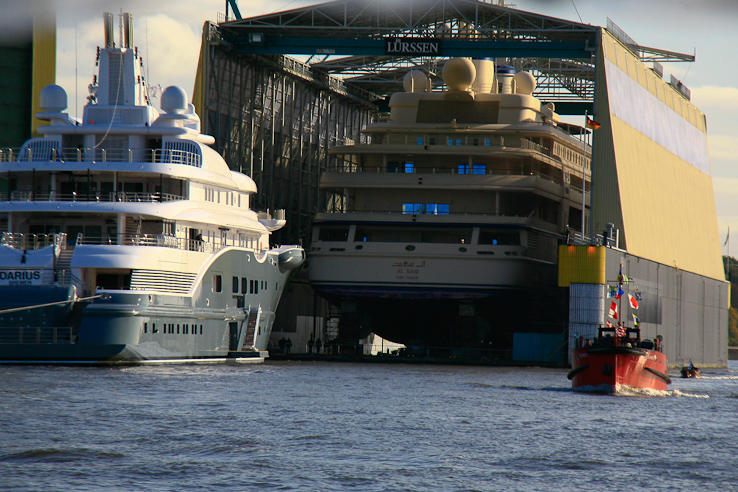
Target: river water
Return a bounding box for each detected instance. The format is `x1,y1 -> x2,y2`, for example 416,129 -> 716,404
2,360 -> 737,491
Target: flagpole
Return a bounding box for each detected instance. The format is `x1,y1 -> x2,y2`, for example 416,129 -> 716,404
581,111 -> 588,243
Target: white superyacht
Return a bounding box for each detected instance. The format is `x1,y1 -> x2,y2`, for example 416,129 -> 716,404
0,13 -> 304,363
308,58 -> 589,351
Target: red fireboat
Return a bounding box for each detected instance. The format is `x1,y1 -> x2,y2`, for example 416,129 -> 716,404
569,327 -> 670,394
568,264 -> 671,394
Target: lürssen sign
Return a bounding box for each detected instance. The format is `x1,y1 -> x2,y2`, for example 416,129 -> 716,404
0,270 -> 42,286
385,37 -> 441,55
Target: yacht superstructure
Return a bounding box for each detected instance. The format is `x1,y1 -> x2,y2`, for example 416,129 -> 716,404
308,58 -> 589,351
0,12 -> 304,363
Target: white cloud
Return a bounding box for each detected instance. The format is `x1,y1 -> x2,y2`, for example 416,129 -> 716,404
707,135 -> 738,163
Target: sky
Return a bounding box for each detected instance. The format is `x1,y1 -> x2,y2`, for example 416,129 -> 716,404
47,0 -> 738,252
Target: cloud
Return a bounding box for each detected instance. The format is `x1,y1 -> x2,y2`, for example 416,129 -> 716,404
708,135 -> 738,163
691,86 -> 738,110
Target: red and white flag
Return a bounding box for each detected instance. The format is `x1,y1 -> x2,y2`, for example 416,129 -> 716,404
628,293 -> 639,310
608,300 -> 618,319
615,325 -> 626,337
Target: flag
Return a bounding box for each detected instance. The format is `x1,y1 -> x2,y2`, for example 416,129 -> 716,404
586,116 -> 602,130
724,226 -> 730,247
606,320 -> 614,328
628,293 -> 639,309
617,286 -> 624,299
607,285 -> 618,298
635,291 -> 642,301
632,314 -> 640,326
615,325 -> 626,337
608,300 -> 618,320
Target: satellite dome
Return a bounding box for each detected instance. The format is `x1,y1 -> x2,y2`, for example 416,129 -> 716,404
442,58 -> 476,92
161,86 -> 188,114
514,71 -> 536,95
39,85 -> 68,113
403,70 -> 429,93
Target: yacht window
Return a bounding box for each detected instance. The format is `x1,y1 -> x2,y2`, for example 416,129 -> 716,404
152,323 -> 158,334
232,276 -> 239,293
242,277 -> 248,294
429,137 -> 436,145
447,138 -> 453,146
404,163 -> 415,173
388,162 -> 400,173
458,164 -> 469,174
425,204 -> 449,215
478,228 -> 521,246
143,323 -> 148,334
355,225 -> 472,243
416,137 -> 423,145
318,226 -> 349,241
456,139 -> 462,146
212,275 -> 222,293
473,164 -> 486,174
485,138 -> 491,146
402,203 -> 424,214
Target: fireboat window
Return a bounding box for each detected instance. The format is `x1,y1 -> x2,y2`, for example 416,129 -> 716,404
318,226 -> 349,242
355,225 -> 471,244
478,228 -> 521,246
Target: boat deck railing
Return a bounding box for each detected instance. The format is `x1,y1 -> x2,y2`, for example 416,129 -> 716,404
74,234 -> 218,252
326,166 -> 567,187
0,147 -> 202,168
0,326 -> 75,345
0,190 -> 185,203
1,231 -> 269,255
1,232 -> 66,251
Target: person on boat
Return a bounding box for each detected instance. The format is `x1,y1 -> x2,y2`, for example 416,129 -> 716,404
308,335 -> 314,354
315,338 -> 322,354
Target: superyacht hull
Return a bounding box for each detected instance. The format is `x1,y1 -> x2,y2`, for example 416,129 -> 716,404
0,247 -> 303,364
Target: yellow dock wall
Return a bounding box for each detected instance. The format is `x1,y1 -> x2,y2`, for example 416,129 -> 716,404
592,29 -> 724,281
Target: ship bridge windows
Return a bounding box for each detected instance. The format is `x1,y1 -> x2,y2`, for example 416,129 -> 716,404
355,225 -> 471,244
458,164 -> 487,175
402,203 -> 449,215
387,162 -> 415,173
96,270 -> 132,290
318,225 -> 350,242
478,228 -> 521,246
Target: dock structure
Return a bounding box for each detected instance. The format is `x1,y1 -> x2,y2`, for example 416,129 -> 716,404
193,1 -> 726,366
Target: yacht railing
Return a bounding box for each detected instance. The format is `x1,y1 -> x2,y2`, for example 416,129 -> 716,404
1,190 -> 185,203
75,233 -> 262,254
326,165 -> 565,186
0,147 -> 202,167
1,232 -> 66,250
0,232 -> 262,255
358,135 -> 551,154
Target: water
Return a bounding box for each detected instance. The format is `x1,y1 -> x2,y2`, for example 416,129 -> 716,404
2,361 -> 738,492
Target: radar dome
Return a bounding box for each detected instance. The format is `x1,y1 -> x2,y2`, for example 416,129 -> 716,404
39,85 -> 68,113
161,86 -> 188,114
514,71 -> 536,95
403,70 -> 429,92
442,58 -> 476,92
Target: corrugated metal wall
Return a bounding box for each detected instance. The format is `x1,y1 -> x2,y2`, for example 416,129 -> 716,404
592,29 -> 723,281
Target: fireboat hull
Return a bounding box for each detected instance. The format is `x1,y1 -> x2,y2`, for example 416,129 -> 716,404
568,346 -> 670,394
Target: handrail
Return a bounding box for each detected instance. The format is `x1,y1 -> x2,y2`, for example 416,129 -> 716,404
1,190 -> 185,204
325,166 -> 565,186
0,147 -> 202,167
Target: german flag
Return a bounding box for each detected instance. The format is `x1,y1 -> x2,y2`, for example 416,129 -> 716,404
586,116 -> 602,130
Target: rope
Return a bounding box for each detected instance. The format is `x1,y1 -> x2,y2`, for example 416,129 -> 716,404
0,293 -> 108,315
